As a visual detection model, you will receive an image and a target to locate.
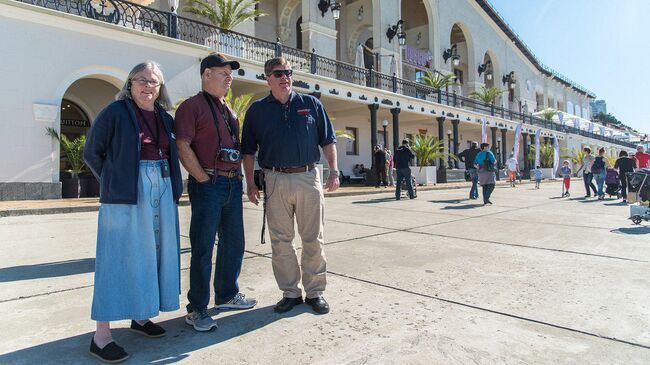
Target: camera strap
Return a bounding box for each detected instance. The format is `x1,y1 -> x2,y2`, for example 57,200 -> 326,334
202,91 -> 239,149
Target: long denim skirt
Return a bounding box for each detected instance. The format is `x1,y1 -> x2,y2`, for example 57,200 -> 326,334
91,160 -> 180,321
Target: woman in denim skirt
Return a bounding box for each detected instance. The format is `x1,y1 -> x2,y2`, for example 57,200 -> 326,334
84,61 -> 183,363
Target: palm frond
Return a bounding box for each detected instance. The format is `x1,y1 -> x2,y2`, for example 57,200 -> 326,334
410,134 -> 457,171
419,71 -> 458,90
186,0 -> 266,29
46,127 -> 87,175
469,86 -> 505,104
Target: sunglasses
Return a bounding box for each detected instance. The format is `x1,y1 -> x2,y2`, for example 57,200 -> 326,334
269,69 -> 293,78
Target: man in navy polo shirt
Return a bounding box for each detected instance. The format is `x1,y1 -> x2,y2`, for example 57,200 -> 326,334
241,57 -> 339,315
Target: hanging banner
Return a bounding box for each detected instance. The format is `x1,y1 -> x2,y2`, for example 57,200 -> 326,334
553,137 -> 560,178
599,126 -> 606,136
534,129 -> 541,168
481,117 -> 488,143
573,118 -> 580,130
557,112 -> 564,126
588,122 -> 594,133
513,122 -> 522,159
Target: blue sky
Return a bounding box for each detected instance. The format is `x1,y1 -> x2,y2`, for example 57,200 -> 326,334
487,0 -> 649,133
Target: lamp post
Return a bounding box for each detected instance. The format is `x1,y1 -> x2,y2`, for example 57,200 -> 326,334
447,129 -> 453,168
496,136 -> 502,169
382,119 -> 389,149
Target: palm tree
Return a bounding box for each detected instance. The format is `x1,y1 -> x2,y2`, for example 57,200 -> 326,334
410,134 -> 457,171
469,85 -> 505,104
185,0 -> 266,29
420,71 -> 458,90
335,130 -> 355,140
224,88 -> 253,136
45,127 -> 87,177
541,107 -> 556,121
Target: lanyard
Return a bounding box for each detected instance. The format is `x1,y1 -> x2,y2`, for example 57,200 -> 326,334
202,91 -> 238,148
135,106 -> 163,158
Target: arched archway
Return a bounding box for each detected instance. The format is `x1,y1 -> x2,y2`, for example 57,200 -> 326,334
401,0 -> 433,82
448,23 -> 475,96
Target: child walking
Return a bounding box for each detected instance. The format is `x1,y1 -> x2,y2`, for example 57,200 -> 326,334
560,160 -> 572,197
533,166 -> 543,189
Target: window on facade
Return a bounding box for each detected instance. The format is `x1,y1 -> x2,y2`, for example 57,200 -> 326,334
296,17 -> 302,50
345,127 -> 358,155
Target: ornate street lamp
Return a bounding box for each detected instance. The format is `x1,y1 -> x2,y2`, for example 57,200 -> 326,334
443,44 -> 460,66
386,20 -> 406,46
318,0 -> 341,20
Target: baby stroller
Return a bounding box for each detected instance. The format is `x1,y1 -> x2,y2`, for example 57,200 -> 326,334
604,168 -> 621,198
627,169 -> 650,224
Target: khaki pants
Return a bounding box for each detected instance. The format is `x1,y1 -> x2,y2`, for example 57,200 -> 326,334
264,168 -> 326,299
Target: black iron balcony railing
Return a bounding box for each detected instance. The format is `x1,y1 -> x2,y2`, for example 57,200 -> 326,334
15,0 -> 635,148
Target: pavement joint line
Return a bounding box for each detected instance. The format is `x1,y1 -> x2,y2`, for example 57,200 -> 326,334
406,230 -> 649,263
326,270 -> 650,351
0,284 -> 94,304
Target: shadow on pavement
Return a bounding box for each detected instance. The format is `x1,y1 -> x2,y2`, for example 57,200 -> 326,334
611,226 -> 650,235
428,199 -> 468,204
0,305 -> 307,365
0,258 -> 95,282
351,197 -> 396,204
604,201 -> 627,206
442,204 -> 484,210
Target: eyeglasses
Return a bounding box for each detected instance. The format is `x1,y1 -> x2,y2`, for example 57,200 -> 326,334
269,69 -> 293,78
131,78 -> 161,87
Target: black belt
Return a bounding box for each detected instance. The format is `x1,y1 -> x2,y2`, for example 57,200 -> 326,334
266,163 -> 315,173
204,168 -> 241,178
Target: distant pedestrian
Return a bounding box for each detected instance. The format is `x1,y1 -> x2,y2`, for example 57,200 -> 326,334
560,160 -> 572,197
374,145 -> 387,188
459,141 -> 480,199
579,147 -> 598,197
505,153 -> 519,187
615,150 -> 635,203
474,142 -> 497,205
591,147 -> 609,200
633,145 -> 650,171
394,139 -> 415,200
385,148 -> 395,186
533,166 -> 543,189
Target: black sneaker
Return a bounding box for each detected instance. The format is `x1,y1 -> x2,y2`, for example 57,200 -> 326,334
130,320 -> 166,338
274,297 -> 303,313
89,339 -> 129,363
305,296 -> 330,314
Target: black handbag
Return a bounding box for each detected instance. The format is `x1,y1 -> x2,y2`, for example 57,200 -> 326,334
484,154 -> 496,172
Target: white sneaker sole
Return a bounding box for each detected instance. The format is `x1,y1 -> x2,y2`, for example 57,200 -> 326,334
214,301 -> 257,310
185,316 -> 217,332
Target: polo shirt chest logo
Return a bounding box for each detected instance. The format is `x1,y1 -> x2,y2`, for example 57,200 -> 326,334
297,108 -> 314,124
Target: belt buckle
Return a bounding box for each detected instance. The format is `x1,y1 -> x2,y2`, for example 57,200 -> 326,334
227,169 -> 238,178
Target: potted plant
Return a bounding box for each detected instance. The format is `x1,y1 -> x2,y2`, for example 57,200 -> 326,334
469,85 -> 506,104
46,127 -> 88,198
527,143 -> 566,178
409,134 -> 457,185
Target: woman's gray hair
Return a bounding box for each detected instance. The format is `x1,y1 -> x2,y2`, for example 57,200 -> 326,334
116,61 -> 172,110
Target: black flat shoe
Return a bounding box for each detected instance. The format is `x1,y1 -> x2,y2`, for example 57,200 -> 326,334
90,339 -> 129,363
274,296 -> 303,313
305,296 -> 330,314
130,320 -> 166,338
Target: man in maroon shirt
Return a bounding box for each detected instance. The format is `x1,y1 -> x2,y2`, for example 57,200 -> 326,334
633,145 -> 650,170
174,53 -> 256,332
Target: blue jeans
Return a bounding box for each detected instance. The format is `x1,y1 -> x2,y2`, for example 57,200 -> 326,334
187,175 -> 244,312
395,168 -> 414,199
583,172 -> 597,196
468,169 -> 479,199
594,171 -> 606,197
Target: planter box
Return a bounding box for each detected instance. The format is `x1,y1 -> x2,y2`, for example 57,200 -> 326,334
410,166 -> 437,185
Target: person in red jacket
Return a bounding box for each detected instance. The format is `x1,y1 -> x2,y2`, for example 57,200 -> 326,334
633,145 -> 650,170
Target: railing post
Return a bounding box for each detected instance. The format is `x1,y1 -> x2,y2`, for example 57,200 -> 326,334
500,105 -> 504,118
367,65 -> 375,88
392,74 -> 397,93
437,89 -> 442,104
275,38 -> 282,57
168,13 -> 178,39
310,48 -> 317,74
490,103 -> 495,116
452,91 -> 457,107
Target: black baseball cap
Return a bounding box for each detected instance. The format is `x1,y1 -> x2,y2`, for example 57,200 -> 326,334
200,53 -> 240,74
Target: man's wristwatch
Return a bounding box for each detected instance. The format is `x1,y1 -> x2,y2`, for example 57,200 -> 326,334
328,170 -> 339,178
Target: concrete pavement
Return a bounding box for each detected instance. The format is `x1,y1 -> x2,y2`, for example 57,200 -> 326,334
1,182 -> 649,364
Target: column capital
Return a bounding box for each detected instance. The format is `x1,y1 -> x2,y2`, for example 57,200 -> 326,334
436,116 -> 446,122
390,107 -> 401,115
368,103 -> 379,111
451,119 -> 460,125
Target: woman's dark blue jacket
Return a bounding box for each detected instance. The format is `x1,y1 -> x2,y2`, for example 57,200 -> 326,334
83,99 -> 183,204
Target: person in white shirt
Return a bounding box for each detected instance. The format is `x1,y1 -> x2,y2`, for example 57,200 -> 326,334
505,154 -> 519,187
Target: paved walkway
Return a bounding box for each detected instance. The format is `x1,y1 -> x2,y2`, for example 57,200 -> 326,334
1,181 -> 648,364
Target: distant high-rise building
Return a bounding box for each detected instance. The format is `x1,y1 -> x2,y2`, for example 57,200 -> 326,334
590,100 -> 607,117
